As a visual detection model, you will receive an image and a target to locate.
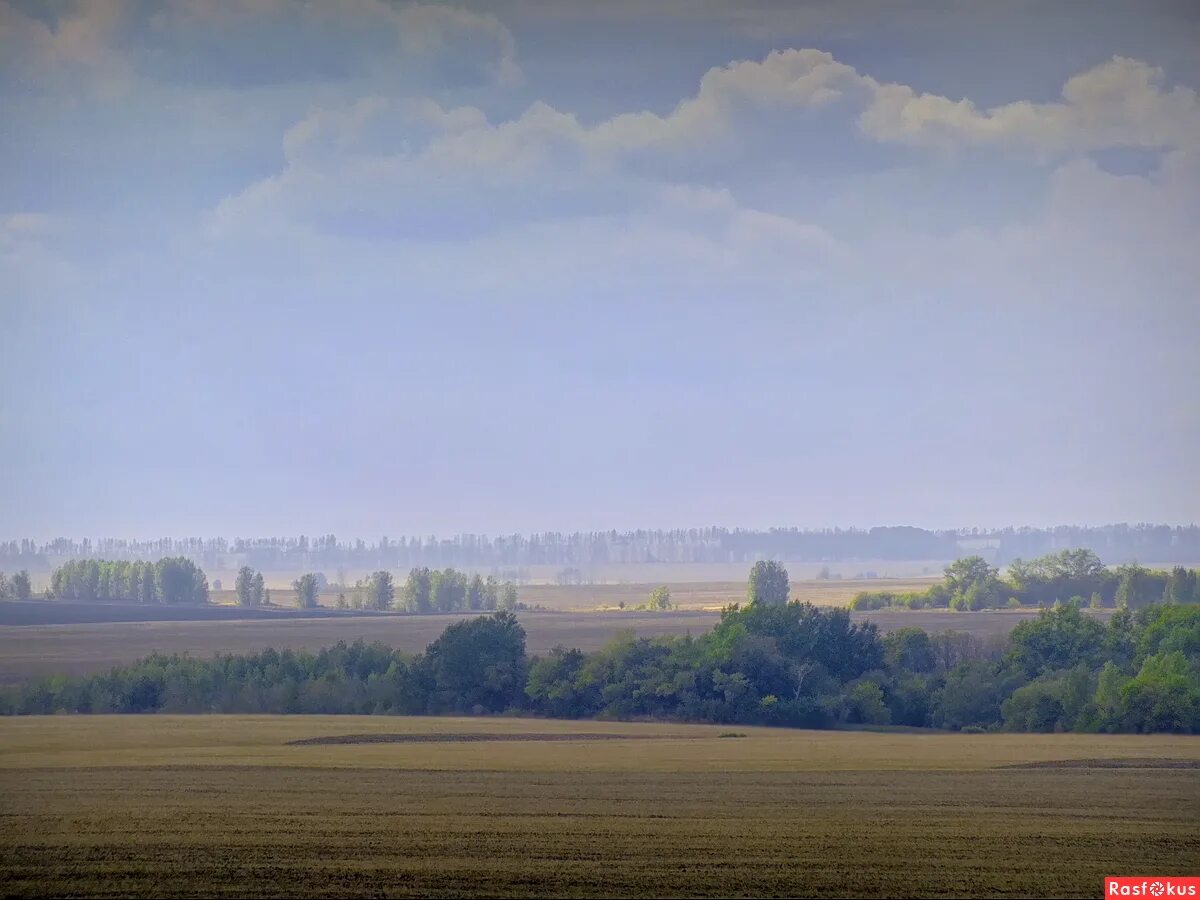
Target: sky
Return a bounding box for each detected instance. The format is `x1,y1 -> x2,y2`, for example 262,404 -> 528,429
1,0 -> 1199,540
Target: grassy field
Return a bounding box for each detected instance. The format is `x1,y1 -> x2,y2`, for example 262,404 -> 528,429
0,716 -> 1196,898
0,606 -> 1082,683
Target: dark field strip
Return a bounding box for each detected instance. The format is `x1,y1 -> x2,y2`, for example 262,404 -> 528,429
1,765 -> 1196,898
0,599 -> 386,626
1002,757 -> 1200,769
288,733 -> 684,745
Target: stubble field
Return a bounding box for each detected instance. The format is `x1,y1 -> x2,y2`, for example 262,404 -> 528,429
0,716 -> 1196,898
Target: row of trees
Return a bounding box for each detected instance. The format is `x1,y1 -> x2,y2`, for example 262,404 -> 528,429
7,524 -> 1198,571
46,558 -> 208,605
851,551 -> 1200,612
228,566 -> 521,613
394,568 -> 518,613
7,583 -> 1198,733
0,571 -> 32,601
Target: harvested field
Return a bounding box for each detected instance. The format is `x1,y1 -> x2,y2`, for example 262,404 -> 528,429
515,577 -> 941,611
287,732 -> 679,745
0,716 -> 1196,898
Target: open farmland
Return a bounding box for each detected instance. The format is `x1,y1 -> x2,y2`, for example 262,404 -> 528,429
515,576 -> 940,611
0,716 -> 1196,898
206,576 -> 939,612
0,605 -> 1097,683
201,576 -> 941,612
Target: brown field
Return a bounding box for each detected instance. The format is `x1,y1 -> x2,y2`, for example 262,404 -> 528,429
203,576 -> 940,612
515,577 -> 940,611
0,716 -> 1196,898
0,606 -> 1091,684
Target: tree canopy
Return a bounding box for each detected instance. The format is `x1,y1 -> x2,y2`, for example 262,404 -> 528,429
747,560 -> 790,606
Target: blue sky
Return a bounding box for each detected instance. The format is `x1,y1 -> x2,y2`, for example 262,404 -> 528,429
1,1 -> 1198,539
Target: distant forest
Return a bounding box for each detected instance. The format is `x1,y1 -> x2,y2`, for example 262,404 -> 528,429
1,524 -> 1198,573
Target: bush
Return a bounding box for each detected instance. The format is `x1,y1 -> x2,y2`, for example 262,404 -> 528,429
850,591 -> 893,611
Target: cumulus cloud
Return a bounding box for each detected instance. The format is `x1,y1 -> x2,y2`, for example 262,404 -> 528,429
591,49 -> 867,153
212,97 -> 633,240
211,47 -> 1200,248
860,56 -> 1200,155
597,50 -> 1200,159
209,50 -> 870,239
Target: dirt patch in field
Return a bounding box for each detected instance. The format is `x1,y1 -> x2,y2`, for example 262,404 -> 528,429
1002,758 -> 1200,769
287,732 -> 682,746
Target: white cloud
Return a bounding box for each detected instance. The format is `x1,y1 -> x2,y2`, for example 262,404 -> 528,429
860,56 -> 1200,155
591,49 -> 867,153
217,48 -> 1200,238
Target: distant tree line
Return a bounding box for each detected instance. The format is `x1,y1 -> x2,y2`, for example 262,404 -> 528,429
35,560 -> 524,614
396,568 -> 519,613
7,565 -> 1198,733
47,558 -> 208,605
4,523 -> 1198,572
851,550 -> 1200,612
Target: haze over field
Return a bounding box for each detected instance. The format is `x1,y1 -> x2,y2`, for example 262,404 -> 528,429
2,1 -> 1198,539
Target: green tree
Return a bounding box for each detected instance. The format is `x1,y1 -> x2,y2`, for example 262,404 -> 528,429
1001,667 -> 1093,732
839,681 -> 891,725
1119,651 -> 1200,733
647,585 -> 673,610
467,574 -> 486,610
140,563 -> 158,604
292,573 -> 319,609
1091,660 -> 1132,731
499,581 -> 519,611
1164,567 -> 1199,605
747,560 -> 790,606
526,646 -> 594,717
365,570 -> 395,610
235,566 -> 261,607
1007,603 -> 1107,676
419,611 -> 528,713
11,570 -> 31,601
932,661 -> 1017,731
154,557 -> 208,605
1115,564 -> 1156,609
944,556 -> 1002,610
403,568 -> 432,613
483,576 -> 500,611
430,569 -> 467,613
945,555 -> 997,595
884,627 -> 936,674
